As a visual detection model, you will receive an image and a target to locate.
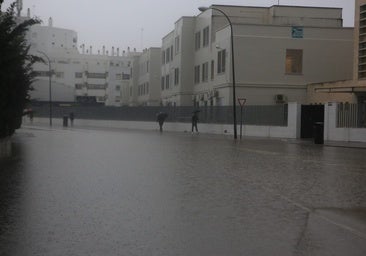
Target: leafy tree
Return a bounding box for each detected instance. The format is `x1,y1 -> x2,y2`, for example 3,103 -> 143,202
0,0 -> 40,138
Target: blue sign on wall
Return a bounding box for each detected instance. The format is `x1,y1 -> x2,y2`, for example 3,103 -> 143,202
292,27 -> 303,38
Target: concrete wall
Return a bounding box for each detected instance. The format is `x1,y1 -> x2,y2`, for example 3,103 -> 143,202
324,102 -> 366,142
25,103 -> 300,139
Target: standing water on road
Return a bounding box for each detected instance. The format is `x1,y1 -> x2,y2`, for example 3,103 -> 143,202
1,127 -> 366,256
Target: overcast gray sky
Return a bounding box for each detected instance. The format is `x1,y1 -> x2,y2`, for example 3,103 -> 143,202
2,0 -> 355,52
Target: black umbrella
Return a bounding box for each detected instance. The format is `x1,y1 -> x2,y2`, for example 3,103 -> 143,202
157,112 -> 168,120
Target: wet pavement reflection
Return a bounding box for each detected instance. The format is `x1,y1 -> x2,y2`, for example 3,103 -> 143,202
1,127 -> 366,255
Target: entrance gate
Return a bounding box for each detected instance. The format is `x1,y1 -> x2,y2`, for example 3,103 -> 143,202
301,105 -> 324,139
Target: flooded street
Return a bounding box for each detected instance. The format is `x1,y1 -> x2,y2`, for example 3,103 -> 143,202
1,127 -> 366,255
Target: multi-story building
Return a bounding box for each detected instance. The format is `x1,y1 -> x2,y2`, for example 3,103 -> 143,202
307,0 -> 366,104
129,47 -> 162,106
354,0 -> 366,103
24,2 -> 354,107
161,17 -> 196,106
28,18 -> 140,105
162,5 -> 353,106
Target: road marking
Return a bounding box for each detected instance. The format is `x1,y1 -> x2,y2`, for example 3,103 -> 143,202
260,185 -> 366,240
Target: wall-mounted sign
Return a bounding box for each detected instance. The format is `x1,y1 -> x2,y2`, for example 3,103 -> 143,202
292,26 -> 303,38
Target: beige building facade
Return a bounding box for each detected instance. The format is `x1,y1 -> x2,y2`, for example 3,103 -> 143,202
161,5 -> 354,106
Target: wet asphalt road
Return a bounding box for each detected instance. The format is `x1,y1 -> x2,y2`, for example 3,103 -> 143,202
1,126 -> 366,256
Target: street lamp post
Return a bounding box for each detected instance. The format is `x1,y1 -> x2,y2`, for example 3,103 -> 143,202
37,51 -> 52,126
198,6 -> 237,139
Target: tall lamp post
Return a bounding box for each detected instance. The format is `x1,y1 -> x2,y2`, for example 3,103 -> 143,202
37,51 -> 52,126
198,6 -> 237,139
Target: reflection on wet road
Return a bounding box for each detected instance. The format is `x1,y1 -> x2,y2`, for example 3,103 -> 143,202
1,127 -> 366,256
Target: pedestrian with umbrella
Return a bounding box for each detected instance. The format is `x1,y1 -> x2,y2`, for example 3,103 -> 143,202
191,110 -> 199,133
156,112 -> 168,132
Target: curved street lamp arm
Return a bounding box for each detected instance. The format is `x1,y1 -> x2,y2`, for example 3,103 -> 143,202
204,7 -> 237,139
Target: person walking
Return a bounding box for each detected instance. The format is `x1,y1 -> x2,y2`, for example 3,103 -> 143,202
28,109 -> 33,124
191,111 -> 199,133
157,112 -> 168,132
69,112 -> 75,126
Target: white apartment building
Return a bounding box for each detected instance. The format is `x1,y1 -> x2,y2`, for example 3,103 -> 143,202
27,18 -> 140,106
129,47 -> 162,106
161,17 -> 196,106
161,5 -> 354,106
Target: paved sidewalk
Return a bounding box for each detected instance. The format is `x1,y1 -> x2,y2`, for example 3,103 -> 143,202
23,119 -> 366,150
325,140 -> 366,149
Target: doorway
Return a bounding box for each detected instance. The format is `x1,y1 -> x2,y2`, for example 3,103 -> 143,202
301,105 -> 324,139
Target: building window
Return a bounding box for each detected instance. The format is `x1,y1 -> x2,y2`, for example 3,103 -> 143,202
359,5 -> 366,79
122,73 -> 130,80
34,71 -> 50,77
211,60 -> 215,80
116,85 -> 121,90
162,51 -> 165,64
55,72 -> 64,78
166,48 -> 170,63
286,49 -> 303,74
174,68 -> 179,85
75,83 -> 83,89
116,74 -> 122,80
165,75 -> 170,89
87,84 -> 106,89
217,49 -> 226,74
170,46 -> 174,61
194,65 -> 200,84
195,31 -> 201,51
146,82 -> 149,94
202,62 -> 208,82
161,77 -> 165,90
203,26 -> 209,47
175,36 -> 180,54
87,72 -> 107,79
75,72 -> 83,78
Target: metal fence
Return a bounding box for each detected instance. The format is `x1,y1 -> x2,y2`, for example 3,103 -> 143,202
337,103 -> 366,128
29,102 -> 288,127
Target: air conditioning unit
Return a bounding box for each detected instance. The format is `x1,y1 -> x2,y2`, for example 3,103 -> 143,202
275,94 -> 286,104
